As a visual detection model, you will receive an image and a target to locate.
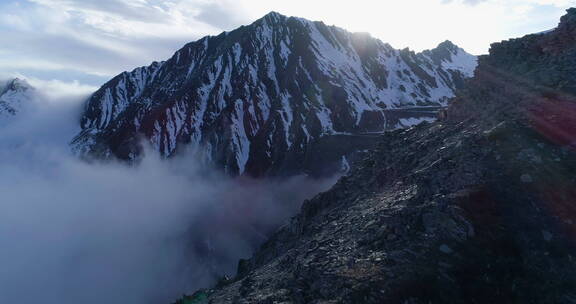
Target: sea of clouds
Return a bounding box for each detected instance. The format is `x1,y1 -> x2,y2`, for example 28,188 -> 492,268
0,81 -> 337,304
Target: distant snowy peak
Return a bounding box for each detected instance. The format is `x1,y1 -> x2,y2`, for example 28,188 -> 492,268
0,78 -> 35,123
423,40 -> 478,77
72,12 -> 477,177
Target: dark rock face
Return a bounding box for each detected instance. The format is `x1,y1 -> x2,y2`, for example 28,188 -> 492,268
179,9 -> 576,303
71,12 -> 476,177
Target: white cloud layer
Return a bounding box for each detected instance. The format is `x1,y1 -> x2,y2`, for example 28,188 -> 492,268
25,77 -> 98,100
0,85 -> 337,304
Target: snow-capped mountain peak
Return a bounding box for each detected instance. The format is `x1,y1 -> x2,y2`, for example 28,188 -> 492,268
423,40 -> 478,77
0,78 -> 35,124
72,12 -> 477,177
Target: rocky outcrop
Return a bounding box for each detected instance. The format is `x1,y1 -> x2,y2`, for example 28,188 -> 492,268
177,9 -> 576,303
71,12 -> 476,177
483,8 -> 576,95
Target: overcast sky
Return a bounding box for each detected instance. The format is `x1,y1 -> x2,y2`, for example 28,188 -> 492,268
0,0 -> 573,95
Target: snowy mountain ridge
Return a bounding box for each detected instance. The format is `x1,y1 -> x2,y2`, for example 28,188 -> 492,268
0,78 -> 35,125
72,12 -> 477,177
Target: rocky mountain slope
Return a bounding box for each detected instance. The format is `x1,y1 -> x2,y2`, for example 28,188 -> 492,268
0,78 -> 34,125
178,8 -> 576,303
71,12 -> 476,177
